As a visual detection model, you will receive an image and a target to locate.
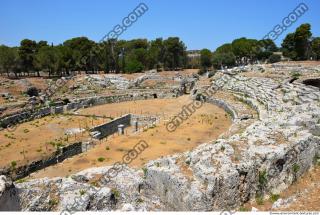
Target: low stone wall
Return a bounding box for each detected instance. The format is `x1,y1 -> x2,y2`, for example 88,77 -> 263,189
0,142 -> 83,181
90,114 -> 131,139
0,107 -> 51,128
206,97 -> 238,121
0,91 -> 179,130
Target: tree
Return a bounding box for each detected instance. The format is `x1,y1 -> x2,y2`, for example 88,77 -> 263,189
0,46 -> 16,77
231,38 -> 260,64
212,52 -> 236,69
215,43 -> 233,53
125,58 -> 144,73
34,46 -> 58,77
281,23 -> 313,60
257,39 -> 278,61
282,33 -> 297,59
163,37 -> 187,70
294,23 -> 312,60
268,54 -> 281,63
259,39 -> 278,52
19,39 -> 37,76
63,37 -> 95,72
147,38 -> 164,70
311,37 -> 320,60
200,49 -> 212,71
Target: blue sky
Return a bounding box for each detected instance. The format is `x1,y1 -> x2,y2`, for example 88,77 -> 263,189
0,0 -> 319,50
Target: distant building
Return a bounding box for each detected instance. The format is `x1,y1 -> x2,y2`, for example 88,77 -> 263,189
273,52 -> 290,61
187,50 -> 201,58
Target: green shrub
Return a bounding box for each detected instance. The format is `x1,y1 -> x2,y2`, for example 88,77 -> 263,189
256,195 -> 264,205
258,170 -> 268,189
142,167 -> 148,179
290,71 -> 301,79
270,193 -> 280,203
268,54 -> 281,63
11,161 -> 17,168
293,164 -> 300,173
97,157 -> 105,162
111,188 -> 120,199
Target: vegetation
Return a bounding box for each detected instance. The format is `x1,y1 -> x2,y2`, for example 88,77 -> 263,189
11,160 -> 17,169
0,23 -> 319,77
270,193 -> 280,203
258,170 -> 268,191
142,167 -> 148,179
0,37 -> 187,77
111,188 -> 120,200
97,157 -> 105,162
268,54 -> 281,63
256,195 -> 264,205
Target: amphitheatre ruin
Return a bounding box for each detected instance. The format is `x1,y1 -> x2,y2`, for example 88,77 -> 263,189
0,61 -> 319,211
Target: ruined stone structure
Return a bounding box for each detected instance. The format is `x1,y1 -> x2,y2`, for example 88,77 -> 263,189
1,64 -> 320,211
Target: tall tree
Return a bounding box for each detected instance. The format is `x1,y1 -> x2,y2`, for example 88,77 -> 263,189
311,37 -> 320,60
163,37 -> 187,70
19,39 -> 37,76
200,49 -> 212,71
63,37 -> 95,72
294,23 -> 312,60
282,33 -> 297,59
34,46 -> 58,77
0,46 -> 16,77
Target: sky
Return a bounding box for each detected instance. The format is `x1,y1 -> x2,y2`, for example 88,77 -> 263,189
0,0 -> 319,51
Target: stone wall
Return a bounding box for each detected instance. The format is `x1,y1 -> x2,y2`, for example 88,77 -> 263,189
206,97 -> 238,121
0,91 -> 179,130
90,114 -> 131,139
0,142 -> 83,181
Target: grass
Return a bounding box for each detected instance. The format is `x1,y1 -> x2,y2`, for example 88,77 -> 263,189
111,188 -> 120,199
239,206 -> 250,211
136,198 -> 144,204
15,178 -> 28,184
97,157 -> 105,162
142,167 -> 148,179
256,195 -> 264,205
293,163 -> 300,173
290,71 -> 301,79
48,199 -> 59,207
90,181 -> 99,187
258,170 -> 268,189
270,193 -> 280,203
11,160 -> 17,168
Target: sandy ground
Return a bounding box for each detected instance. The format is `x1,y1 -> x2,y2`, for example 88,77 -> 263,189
0,114 -> 107,169
27,96 -> 232,178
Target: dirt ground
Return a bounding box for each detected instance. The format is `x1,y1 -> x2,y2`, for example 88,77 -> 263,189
27,95 -> 232,178
0,114 -> 107,169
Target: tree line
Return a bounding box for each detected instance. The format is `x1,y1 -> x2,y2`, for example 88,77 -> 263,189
199,23 -> 320,71
1,23 -> 319,78
0,37 -> 187,78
